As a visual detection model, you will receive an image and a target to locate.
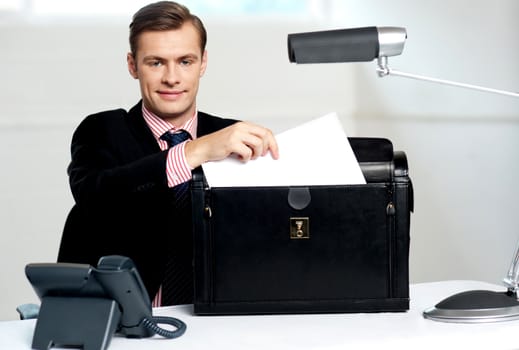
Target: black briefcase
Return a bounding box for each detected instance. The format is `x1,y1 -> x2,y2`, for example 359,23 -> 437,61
191,137 -> 413,315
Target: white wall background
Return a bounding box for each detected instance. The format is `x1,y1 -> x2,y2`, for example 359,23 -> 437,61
0,0 -> 518,320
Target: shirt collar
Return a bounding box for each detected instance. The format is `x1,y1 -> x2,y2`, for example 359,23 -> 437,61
141,104 -> 198,142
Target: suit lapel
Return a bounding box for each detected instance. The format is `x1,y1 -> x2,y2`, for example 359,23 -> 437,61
125,101 -> 161,154
197,111 -> 237,137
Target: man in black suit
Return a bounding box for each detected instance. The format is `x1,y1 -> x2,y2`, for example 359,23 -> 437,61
57,1 -> 278,306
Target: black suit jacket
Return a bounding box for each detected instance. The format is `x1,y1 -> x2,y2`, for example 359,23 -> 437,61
58,101 -> 236,300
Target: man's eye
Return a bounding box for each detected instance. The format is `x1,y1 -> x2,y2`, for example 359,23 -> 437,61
148,60 -> 162,67
180,60 -> 192,66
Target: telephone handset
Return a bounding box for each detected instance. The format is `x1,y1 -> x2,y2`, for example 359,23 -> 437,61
25,255 -> 186,350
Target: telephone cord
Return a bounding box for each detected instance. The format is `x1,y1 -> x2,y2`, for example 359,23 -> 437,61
141,316 -> 187,339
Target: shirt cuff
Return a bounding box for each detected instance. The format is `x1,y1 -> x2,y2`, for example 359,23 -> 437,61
166,141 -> 193,188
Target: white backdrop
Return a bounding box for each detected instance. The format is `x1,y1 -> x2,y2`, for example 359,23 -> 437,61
0,0 -> 518,320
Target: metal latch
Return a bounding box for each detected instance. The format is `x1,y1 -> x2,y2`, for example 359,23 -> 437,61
290,217 -> 309,239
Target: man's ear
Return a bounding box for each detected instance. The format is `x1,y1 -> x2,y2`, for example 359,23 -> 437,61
200,50 -> 208,77
127,52 -> 138,79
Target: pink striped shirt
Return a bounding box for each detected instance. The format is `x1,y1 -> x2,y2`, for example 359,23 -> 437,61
141,105 -> 198,307
141,105 -> 197,188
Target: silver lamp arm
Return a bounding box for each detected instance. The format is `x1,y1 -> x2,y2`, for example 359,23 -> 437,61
376,56 -> 519,99
503,239 -> 519,295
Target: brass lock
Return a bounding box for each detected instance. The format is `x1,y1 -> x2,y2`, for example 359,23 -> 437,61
290,217 -> 309,239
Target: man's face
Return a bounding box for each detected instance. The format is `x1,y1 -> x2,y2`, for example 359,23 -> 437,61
127,23 -> 207,125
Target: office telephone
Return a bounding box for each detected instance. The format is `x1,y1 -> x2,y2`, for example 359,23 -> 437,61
25,255 -> 186,350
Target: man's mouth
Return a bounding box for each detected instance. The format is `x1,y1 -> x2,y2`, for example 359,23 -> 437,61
158,90 -> 185,100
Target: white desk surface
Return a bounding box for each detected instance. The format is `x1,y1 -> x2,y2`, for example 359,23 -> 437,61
1,280 -> 519,350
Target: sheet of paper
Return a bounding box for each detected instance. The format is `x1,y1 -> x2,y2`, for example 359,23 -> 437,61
201,112 -> 366,187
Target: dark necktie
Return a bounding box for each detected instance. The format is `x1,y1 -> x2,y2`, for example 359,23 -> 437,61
160,129 -> 193,305
160,130 -> 191,209
160,129 -> 191,149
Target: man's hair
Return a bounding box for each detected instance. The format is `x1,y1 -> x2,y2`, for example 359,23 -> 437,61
129,1 -> 207,57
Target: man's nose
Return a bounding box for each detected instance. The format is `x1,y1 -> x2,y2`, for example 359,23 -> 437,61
162,64 -> 180,85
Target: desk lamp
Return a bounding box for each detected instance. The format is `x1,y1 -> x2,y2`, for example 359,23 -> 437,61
287,26 -> 519,323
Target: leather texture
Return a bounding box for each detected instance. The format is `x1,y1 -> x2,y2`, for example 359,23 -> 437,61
192,137 -> 412,315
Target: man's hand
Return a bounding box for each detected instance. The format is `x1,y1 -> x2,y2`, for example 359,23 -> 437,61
184,122 -> 279,169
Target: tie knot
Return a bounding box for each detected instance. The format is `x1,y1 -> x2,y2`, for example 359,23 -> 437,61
160,130 -> 191,147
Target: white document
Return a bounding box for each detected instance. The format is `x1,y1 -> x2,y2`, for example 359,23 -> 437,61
201,112 -> 366,187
